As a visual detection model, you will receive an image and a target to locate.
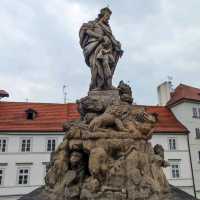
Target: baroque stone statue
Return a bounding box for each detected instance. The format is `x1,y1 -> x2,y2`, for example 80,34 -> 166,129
79,7 -> 123,91
19,7 -> 197,200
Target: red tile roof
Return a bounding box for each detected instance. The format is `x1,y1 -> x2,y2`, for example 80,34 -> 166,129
0,102 -> 79,132
0,102 -> 188,134
146,106 -> 188,134
167,84 -> 200,107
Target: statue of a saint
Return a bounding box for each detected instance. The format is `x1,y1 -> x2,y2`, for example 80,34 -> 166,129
79,7 -> 123,91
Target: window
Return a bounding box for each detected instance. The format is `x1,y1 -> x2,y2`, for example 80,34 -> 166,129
0,168 -> 5,186
20,138 -> 32,152
193,107 -> 200,119
196,128 -> 200,139
46,138 -> 56,152
198,151 -> 200,162
171,163 -> 180,178
168,137 -> 176,150
43,162 -> 50,176
25,109 -> 37,120
17,167 -> 30,185
193,107 -> 198,118
0,138 -> 7,152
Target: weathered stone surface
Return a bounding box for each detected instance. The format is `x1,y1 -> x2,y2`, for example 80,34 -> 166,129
78,89 -> 120,123
79,7 -> 123,91
118,80 -> 133,104
19,7 -> 198,200
20,98 -> 168,200
19,95 -> 198,200
19,185 -> 198,200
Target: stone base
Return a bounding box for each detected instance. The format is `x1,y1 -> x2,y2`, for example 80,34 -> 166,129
88,89 -> 120,106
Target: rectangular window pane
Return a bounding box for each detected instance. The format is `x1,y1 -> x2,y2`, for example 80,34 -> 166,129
196,128 -> 200,139
171,164 -> 180,178
18,168 -> 29,185
0,139 -> 7,152
20,139 -> 31,152
193,108 -> 198,118
0,169 -> 4,185
169,138 -> 176,150
47,139 -> 56,152
47,140 -> 51,151
52,140 -> 56,151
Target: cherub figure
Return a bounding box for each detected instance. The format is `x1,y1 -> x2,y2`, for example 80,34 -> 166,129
96,36 -> 115,89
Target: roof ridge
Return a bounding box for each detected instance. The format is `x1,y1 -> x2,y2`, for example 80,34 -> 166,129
179,83 -> 200,91
0,101 -> 72,105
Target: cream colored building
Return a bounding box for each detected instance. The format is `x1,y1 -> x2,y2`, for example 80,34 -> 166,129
158,82 -> 200,198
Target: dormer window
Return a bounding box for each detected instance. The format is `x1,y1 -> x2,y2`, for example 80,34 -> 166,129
25,109 -> 37,120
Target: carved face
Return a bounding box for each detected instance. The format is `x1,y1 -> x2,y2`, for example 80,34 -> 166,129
70,151 -> 83,168
101,12 -> 111,24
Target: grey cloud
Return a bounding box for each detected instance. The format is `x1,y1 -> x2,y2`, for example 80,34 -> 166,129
0,0 -> 200,104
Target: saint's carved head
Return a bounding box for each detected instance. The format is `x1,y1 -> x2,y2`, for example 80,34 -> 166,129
98,7 -> 112,24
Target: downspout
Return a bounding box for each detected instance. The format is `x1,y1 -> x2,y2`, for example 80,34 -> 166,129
187,133 -> 197,198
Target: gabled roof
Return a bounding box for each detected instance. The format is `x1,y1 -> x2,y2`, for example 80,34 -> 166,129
0,102 -> 79,132
0,102 -> 188,134
167,84 -> 200,107
146,106 -> 188,134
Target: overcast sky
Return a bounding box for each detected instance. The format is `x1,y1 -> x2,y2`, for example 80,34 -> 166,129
1,0 -> 200,105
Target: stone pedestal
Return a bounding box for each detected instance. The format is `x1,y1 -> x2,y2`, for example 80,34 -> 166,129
88,89 -> 120,106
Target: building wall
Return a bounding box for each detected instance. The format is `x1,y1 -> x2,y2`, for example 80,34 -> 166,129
151,133 -> 194,196
0,131 -> 195,199
0,132 -> 64,199
171,102 -> 200,198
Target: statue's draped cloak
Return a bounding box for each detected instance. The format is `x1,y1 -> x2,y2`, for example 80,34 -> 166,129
79,20 -> 122,90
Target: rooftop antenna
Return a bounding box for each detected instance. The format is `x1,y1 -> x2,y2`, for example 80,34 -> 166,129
104,0 -> 110,7
167,76 -> 174,92
63,85 -> 67,104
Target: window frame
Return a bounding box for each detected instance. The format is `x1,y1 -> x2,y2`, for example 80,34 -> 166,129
193,107 -> 200,119
168,137 -> 177,151
198,151 -> 200,162
0,167 -> 5,186
169,160 -> 181,179
19,137 -> 33,153
196,128 -> 200,139
16,167 -> 30,186
193,107 -> 198,118
0,137 -> 8,153
46,137 -> 57,152
42,162 -> 50,178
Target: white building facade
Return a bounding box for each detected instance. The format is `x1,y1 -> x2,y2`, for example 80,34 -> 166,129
170,101 -> 200,198
0,132 -> 64,200
0,101 -> 78,200
151,133 -> 194,196
157,82 -> 200,198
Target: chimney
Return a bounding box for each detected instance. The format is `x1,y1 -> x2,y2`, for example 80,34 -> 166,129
157,81 -> 173,106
